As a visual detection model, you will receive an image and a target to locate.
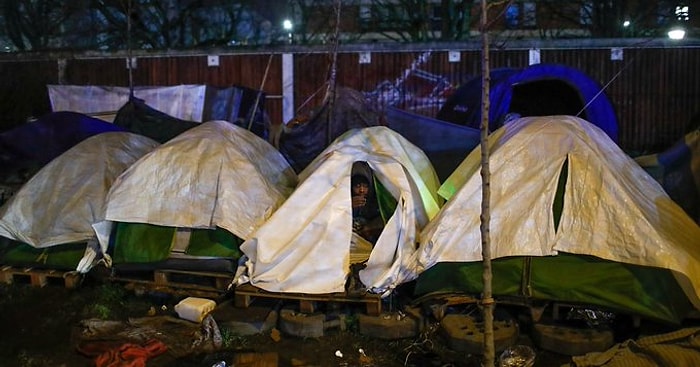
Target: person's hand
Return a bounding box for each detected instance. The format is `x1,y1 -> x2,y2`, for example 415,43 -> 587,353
352,195 -> 367,209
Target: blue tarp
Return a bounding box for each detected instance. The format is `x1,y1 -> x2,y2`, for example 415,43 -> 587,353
385,106 -> 481,181
0,111 -> 124,184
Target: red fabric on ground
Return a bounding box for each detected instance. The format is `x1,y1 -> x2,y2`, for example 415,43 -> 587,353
87,339 -> 167,367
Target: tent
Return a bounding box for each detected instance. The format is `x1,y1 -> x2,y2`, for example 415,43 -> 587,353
113,94 -> 268,145
0,111 -> 125,189
437,64 -> 619,141
275,86 -> 383,173
94,120 -> 297,271
413,115 -> 700,324
112,97 -> 201,144
384,106 -> 481,181
237,126 -> 442,296
635,127 -> 700,225
0,132 -> 159,271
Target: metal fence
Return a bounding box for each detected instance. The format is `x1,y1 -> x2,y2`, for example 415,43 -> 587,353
0,39 -> 698,153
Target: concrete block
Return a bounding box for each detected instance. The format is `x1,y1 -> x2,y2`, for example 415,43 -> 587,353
440,314 -> 519,354
278,308 -> 325,338
211,300 -> 278,336
532,323 -> 614,356
358,311 -> 420,339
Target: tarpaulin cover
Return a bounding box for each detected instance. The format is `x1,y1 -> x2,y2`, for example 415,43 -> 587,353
0,111 -> 125,184
111,223 -> 242,264
47,84 -> 267,138
47,85 -> 207,122
277,86 -> 383,172
94,120 -> 297,261
385,106 -> 481,181
238,126 -> 442,295
0,132 -> 159,270
112,97 -> 201,144
415,255 -> 692,324
571,327 -> 700,366
414,115 -> 700,322
635,128 -> 700,224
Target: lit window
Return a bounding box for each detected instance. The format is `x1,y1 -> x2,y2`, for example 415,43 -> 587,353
506,4 -> 519,29
580,1 -> 593,25
676,5 -> 689,21
360,5 -> 371,20
523,2 -> 536,27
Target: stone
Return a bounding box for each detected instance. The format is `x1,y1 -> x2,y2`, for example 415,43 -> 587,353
278,308 -> 326,338
532,323 -> 614,356
358,309 -> 421,339
440,314 -> 519,354
210,299 -> 278,336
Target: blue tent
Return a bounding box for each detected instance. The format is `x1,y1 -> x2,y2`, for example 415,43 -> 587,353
0,111 -> 124,186
437,63 -> 619,142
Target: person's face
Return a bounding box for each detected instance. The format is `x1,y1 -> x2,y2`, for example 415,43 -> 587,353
352,182 -> 369,196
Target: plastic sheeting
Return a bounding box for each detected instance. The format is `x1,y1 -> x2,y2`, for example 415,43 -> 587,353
384,106 -> 481,181
94,120 -> 297,258
238,126 -> 442,296
0,132 -> 159,248
0,132 -> 159,272
0,111 -> 125,185
415,115 -> 700,311
276,86 -> 383,172
48,85 -> 206,122
635,128 -> 700,224
571,327 -> 700,366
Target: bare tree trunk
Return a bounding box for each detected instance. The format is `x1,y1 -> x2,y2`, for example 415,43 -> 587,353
325,0 -> 342,145
127,0 -> 134,98
479,0 -> 495,366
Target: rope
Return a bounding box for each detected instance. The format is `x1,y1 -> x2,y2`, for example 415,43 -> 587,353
248,54 -> 274,130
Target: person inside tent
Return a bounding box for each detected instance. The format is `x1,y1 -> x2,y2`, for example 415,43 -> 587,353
351,173 -> 383,245
347,162 -> 386,296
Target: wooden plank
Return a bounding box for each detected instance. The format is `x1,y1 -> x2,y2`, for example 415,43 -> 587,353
30,272 -> 47,287
110,268 -> 234,296
0,266 -> 81,288
234,284 -> 382,316
299,300 -> 316,314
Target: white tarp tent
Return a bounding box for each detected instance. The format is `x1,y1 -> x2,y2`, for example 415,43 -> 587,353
0,132 -> 160,271
93,120 -> 298,260
238,126 -> 442,296
414,115 -> 700,309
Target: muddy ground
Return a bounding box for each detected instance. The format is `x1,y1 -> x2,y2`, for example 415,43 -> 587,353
0,272 -> 641,367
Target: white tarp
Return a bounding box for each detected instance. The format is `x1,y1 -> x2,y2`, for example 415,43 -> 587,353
0,132 -> 160,270
94,120 -> 297,257
47,85 -> 206,122
238,126 -> 442,296
415,115 -> 700,308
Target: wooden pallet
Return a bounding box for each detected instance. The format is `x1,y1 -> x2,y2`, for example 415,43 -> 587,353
0,265 -> 81,288
109,268 -> 234,297
234,283 -> 383,316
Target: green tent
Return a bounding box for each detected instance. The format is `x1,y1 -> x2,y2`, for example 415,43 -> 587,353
96,120 -> 297,269
0,132 -> 159,271
414,116 -> 700,324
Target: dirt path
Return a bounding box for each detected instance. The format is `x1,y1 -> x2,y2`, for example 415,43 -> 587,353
0,279 -> 576,367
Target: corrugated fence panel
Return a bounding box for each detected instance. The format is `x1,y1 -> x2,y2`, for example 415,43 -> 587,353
1,47 -> 699,154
